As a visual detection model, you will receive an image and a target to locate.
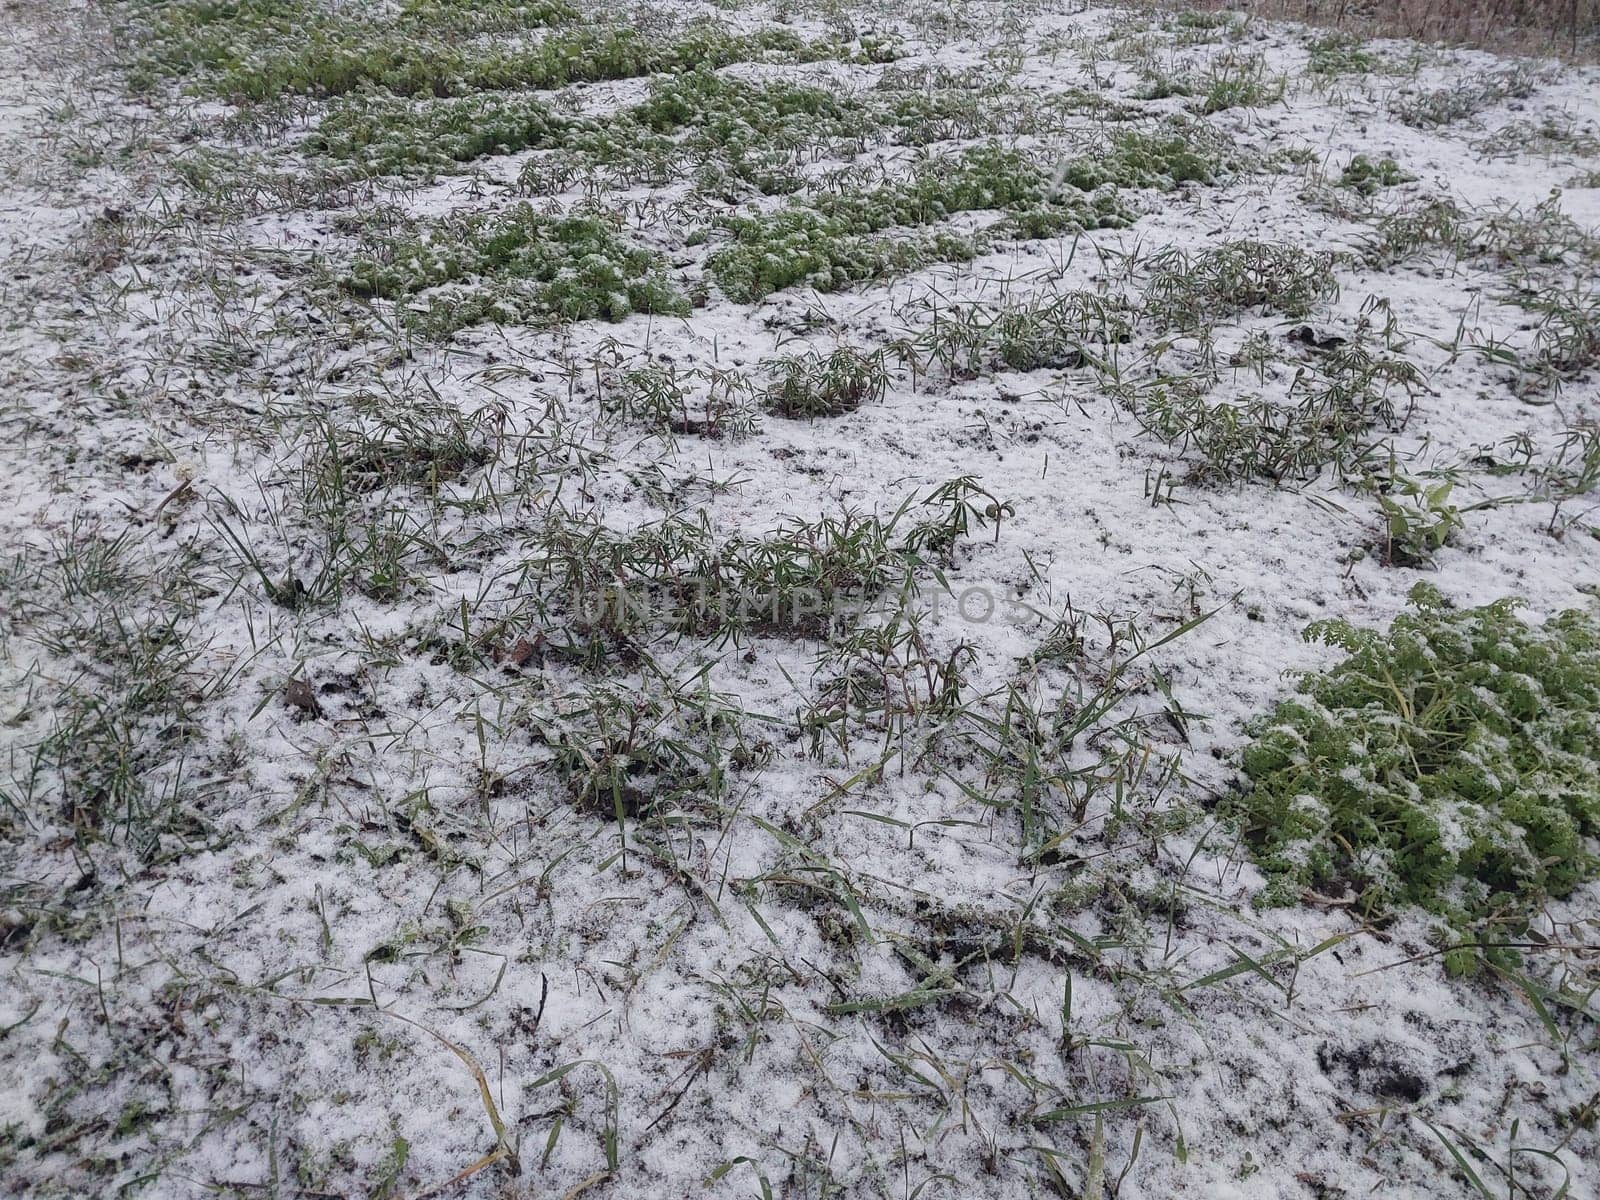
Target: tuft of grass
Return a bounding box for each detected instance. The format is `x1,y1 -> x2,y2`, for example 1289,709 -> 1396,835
764,347 -> 890,419
1305,31 -> 1384,77
1515,283 -> 1600,393
1193,50 -> 1286,114
1390,67 -> 1540,128
902,289 -> 1135,379
2,520 -> 215,850
604,362 -> 758,439
1142,239 -> 1339,328
541,677 -> 761,818
1231,584 -> 1600,973
1130,342 -> 1423,484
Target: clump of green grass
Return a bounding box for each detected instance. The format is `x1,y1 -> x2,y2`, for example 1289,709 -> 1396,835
541,678 -> 760,818
1361,193 -> 1596,269
1132,44 -> 1287,110
904,290 -> 1134,379
524,480 -> 994,644
1305,31 -> 1383,77
1194,51 -> 1286,114
1231,585 -> 1600,972
343,205 -> 688,333
604,363 -> 758,439
1142,240 -> 1338,328
1358,196 -> 1468,266
1131,342 -> 1422,483
1390,67 -> 1539,129
1516,283 -> 1600,393
764,347 -> 890,418
1474,117 -> 1600,162
2,519 -> 211,849
529,505 -> 917,642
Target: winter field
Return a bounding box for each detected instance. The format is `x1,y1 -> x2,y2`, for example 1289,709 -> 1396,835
2,1 -> 1599,1197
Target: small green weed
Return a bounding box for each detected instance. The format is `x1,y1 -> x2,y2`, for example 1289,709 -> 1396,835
1338,154 -> 1415,196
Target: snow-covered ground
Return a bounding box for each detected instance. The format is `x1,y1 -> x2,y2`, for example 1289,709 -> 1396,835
1,2 -> 1597,1197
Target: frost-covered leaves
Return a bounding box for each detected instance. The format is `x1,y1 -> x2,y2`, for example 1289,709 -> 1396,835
704,146 -> 1132,302
1233,584 -> 1600,965
344,205 -> 688,331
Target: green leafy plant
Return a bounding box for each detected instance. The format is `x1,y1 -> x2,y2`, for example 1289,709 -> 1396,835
1371,473 -> 1464,565
1232,585 -> 1600,971
1338,154 -> 1415,197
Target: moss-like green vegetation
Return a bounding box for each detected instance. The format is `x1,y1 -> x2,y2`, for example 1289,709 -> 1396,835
309,92 -> 572,175
309,67 -> 980,182
1338,154 -> 1415,196
1057,122 -> 1243,192
705,209 -> 980,303
561,67 -> 877,196
704,146 -> 1133,302
344,206 -> 688,333
1232,586 -> 1600,969
124,1 -> 864,102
